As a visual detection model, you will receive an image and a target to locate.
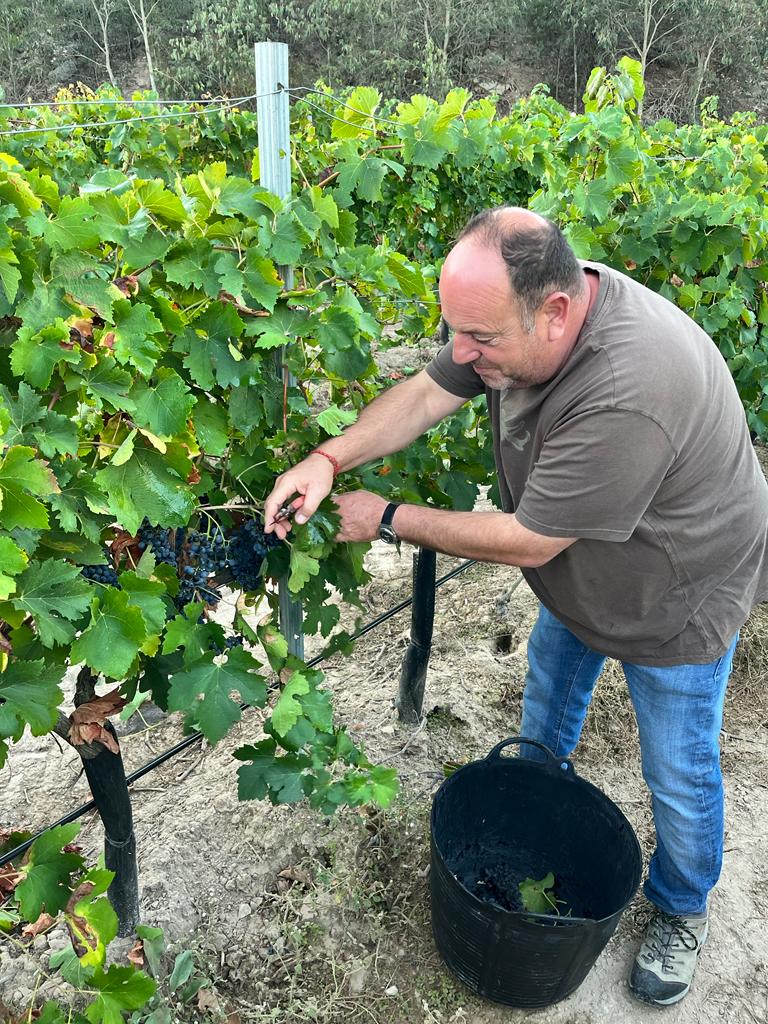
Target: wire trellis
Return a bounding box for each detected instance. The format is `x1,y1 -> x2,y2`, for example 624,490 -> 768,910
0,90 -> 276,138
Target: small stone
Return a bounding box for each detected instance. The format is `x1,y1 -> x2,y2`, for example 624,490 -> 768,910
237,902 -> 252,919
385,985 -> 399,996
381,725 -> 396,736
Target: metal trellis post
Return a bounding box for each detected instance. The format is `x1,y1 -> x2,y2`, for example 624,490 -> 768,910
397,547 -> 437,722
255,41 -> 303,658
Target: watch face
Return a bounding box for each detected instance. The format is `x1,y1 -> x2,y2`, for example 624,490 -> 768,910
378,524 -> 398,544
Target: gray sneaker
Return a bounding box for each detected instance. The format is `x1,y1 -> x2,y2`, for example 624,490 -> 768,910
629,909 -> 709,1006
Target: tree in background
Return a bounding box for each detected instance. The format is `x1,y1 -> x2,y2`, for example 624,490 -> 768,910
0,0 -> 765,118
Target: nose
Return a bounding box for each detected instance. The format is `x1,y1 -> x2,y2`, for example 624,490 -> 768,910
451,332 -> 481,365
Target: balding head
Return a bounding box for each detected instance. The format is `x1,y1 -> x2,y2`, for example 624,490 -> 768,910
449,206 -> 585,331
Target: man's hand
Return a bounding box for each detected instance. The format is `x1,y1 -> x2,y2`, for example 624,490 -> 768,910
333,491 -> 389,542
264,453 -> 335,540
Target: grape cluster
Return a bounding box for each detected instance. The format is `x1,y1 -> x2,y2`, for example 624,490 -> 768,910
176,529 -> 228,609
227,517 -> 281,591
81,562 -> 120,587
137,519 -> 177,566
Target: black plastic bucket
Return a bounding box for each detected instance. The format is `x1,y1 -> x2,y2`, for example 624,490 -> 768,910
430,737 -> 642,1008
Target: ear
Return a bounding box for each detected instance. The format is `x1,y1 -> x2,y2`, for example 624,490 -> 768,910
539,291 -> 570,339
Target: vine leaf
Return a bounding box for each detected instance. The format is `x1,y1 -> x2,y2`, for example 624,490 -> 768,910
0,445 -> 58,531
271,670 -> 311,737
235,738 -> 311,804
15,823 -> 84,921
0,535 -> 28,600
288,548 -> 320,593
82,963 -> 156,1024
70,590 -> 147,679
167,646 -> 267,744
64,868 -> 118,968
10,559 -> 92,647
95,446 -> 197,535
111,300 -> 164,376
0,659 -> 65,768
519,872 -> 557,914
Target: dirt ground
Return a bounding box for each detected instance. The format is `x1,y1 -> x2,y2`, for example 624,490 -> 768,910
2,506 -> 768,1023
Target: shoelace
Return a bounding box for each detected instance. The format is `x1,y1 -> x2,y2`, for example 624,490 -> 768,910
643,914 -> 700,972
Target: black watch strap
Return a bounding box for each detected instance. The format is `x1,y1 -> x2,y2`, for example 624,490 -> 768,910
378,502 -> 402,546
380,502 -> 400,529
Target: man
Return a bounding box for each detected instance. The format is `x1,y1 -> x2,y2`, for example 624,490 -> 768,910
264,206 -> 768,1006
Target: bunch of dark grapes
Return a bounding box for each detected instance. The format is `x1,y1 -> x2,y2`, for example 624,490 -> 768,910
227,517 -> 281,591
209,633 -> 246,655
136,519 -> 177,566
81,562 -> 120,587
176,529 -> 228,608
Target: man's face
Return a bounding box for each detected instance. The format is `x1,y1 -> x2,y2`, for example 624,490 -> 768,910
439,245 -> 556,391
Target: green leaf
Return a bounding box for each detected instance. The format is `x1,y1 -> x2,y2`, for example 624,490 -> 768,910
111,300 -> 164,376
0,535 -> 28,599
167,646 -> 268,744
259,211 -> 303,265
10,559 -> 92,647
0,659 -> 65,766
65,866 -> 118,967
0,382 -> 45,444
518,872 -> 557,914
165,240 -> 221,297
131,369 -> 194,439
235,738 -> 311,804
78,356 -> 136,411
43,196 -> 99,252
84,963 -> 156,1024
0,246 -> 20,303
15,823 -> 83,920
33,410 -> 79,458
271,670 -> 311,737
95,446 -> 196,534
288,548 -> 321,592
135,180 -> 187,225
316,404 -> 358,436
241,251 -> 282,311
11,318 -> 81,388
70,589 -> 147,679
192,398 -> 229,455
118,572 -> 167,644
331,87 -> 381,139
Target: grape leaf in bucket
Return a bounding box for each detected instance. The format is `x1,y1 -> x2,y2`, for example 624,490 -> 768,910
519,872 -> 559,914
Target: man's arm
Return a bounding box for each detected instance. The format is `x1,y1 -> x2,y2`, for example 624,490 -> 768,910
264,370 -> 467,535
334,493 -> 576,567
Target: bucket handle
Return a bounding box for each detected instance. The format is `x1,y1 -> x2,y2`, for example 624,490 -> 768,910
487,737 -> 574,775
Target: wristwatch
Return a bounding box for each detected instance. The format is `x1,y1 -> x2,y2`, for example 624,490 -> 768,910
378,502 -> 401,545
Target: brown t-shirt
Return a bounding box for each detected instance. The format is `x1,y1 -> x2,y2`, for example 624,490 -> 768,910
426,261 -> 768,665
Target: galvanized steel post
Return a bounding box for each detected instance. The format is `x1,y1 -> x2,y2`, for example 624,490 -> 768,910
254,41 -> 304,658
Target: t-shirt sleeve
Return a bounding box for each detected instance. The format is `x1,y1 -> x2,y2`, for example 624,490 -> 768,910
515,408 -> 677,542
425,340 -> 486,399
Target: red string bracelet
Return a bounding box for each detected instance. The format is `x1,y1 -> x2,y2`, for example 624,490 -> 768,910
310,449 -> 341,477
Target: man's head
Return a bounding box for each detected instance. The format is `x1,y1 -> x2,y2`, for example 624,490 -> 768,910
438,207 -> 590,390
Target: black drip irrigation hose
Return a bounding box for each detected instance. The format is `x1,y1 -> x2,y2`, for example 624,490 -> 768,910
0,557 -> 479,868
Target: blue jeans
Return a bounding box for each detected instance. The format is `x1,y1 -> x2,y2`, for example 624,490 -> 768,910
519,605 -> 738,917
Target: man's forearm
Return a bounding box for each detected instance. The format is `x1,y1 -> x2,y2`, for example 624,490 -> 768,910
391,504 -> 575,568
315,372 -> 464,472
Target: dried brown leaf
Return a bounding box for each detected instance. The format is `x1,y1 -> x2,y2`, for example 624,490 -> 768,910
22,912 -> 55,939
68,688 -> 127,753
278,865 -> 312,887
197,989 -> 221,1013
127,938 -> 145,968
